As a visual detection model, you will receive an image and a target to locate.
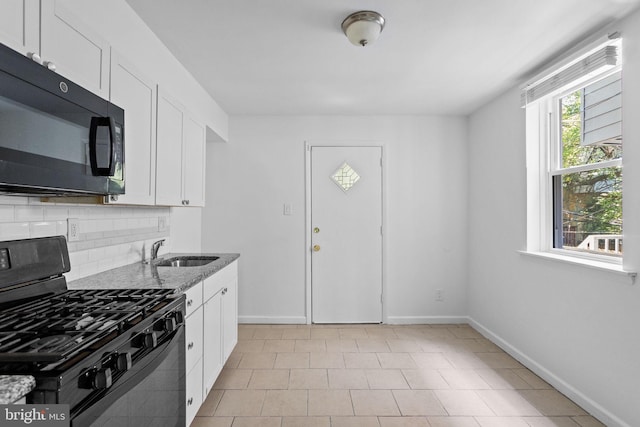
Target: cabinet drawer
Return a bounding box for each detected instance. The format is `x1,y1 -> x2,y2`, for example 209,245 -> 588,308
184,281 -> 203,317
185,306 -> 203,374
185,359 -> 203,426
203,261 -> 238,301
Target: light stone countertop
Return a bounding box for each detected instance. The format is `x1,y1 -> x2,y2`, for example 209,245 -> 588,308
67,253 -> 240,292
0,253 -> 239,403
0,375 -> 36,404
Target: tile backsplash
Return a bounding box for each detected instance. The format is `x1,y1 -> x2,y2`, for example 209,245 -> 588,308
0,195 -> 171,282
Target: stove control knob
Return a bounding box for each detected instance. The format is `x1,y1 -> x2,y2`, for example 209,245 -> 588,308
173,310 -> 184,325
80,367 -> 112,390
134,331 -> 158,349
163,317 -> 177,332
103,352 -> 132,372
93,368 -> 112,390
116,352 -> 132,371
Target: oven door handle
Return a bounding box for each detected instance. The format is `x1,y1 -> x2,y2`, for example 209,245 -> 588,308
71,326 -> 184,426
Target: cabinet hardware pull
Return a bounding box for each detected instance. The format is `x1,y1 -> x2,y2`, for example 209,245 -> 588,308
188,342 -> 194,350
28,52 -> 42,64
187,299 -> 193,307
187,397 -> 193,406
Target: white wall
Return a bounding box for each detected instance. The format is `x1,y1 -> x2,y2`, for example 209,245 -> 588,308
170,206 -> 203,252
202,116 -> 469,324
467,9 -> 640,427
60,0 -> 228,141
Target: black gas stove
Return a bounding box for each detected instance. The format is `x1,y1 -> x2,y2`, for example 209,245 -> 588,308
0,236 -> 185,426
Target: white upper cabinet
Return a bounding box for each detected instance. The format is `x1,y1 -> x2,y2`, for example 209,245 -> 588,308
0,0 -> 39,55
156,89 -> 185,206
182,115 -> 206,207
107,50 -> 157,206
156,88 -> 206,207
0,0 -> 110,98
0,1 -> 215,207
40,0 -> 110,98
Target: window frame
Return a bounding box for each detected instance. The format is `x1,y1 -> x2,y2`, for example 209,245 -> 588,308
525,52 -> 623,265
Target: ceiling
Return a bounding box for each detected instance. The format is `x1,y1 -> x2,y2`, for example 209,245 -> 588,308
126,0 -> 640,116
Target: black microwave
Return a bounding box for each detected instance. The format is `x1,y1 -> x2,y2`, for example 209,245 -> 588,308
0,42 -> 124,196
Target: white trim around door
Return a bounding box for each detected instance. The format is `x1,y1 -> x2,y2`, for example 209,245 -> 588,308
304,141 -> 387,324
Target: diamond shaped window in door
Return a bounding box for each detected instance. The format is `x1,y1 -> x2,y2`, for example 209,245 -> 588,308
331,162 -> 360,192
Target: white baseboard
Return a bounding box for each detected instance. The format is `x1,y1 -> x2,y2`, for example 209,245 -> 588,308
386,315 -> 469,325
239,315 -> 470,325
469,317 -> 629,427
239,315 -> 307,324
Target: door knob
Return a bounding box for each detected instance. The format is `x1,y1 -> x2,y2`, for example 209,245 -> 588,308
313,245 -> 321,252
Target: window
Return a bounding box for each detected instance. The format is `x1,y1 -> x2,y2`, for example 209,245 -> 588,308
552,72 -> 622,256
524,35 -> 623,261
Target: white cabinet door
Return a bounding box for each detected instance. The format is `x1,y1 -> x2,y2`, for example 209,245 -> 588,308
107,51 -> 156,205
183,282 -> 204,426
40,0 -> 110,98
185,305 -> 203,375
185,359 -> 203,427
182,115 -> 206,207
0,0 -> 38,55
156,87 -> 207,207
202,290 -> 223,398
222,266 -> 238,361
156,89 -> 184,206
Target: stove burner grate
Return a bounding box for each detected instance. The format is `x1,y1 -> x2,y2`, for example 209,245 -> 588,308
0,288 -> 176,364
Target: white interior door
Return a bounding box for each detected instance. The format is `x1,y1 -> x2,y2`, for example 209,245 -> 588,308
311,146 -> 382,323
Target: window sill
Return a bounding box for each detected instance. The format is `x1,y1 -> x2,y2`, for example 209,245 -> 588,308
518,250 -> 636,282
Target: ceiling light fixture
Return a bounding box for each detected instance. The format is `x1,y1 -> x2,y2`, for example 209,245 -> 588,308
341,10 -> 385,47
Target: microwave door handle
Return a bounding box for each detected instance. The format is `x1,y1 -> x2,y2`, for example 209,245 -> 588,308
89,117 -> 116,176
107,117 -> 116,176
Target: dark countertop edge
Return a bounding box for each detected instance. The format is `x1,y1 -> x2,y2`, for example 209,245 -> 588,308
67,253 -> 240,293
0,375 -> 36,404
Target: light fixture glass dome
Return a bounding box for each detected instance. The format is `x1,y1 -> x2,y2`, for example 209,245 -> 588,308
341,11 -> 385,47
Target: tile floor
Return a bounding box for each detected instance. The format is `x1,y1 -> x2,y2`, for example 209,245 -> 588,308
193,324 -> 604,427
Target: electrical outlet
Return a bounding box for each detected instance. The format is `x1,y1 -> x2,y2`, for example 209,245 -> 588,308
67,218 -> 80,242
436,289 -> 444,302
158,216 -> 168,232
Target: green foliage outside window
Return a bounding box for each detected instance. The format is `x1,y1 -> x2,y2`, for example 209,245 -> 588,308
560,90 -> 622,248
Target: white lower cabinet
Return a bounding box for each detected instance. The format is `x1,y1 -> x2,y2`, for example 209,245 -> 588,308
185,359 -> 203,426
202,290 -> 223,397
184,283 -> 204,427
184,261 -> 238,426
222,275 -> 238,361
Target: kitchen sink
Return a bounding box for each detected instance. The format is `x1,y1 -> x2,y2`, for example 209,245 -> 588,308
155,256 -> 219,267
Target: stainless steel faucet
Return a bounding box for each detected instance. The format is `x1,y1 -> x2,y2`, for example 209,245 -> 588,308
151,239 -> 165,261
